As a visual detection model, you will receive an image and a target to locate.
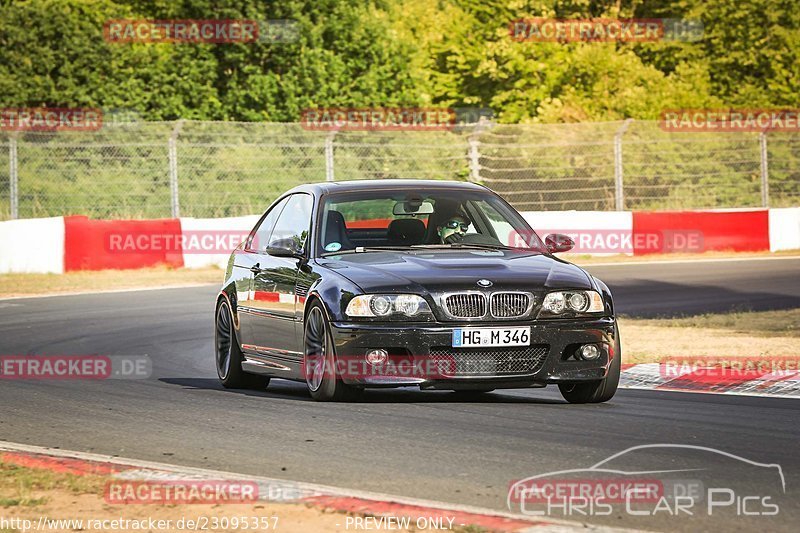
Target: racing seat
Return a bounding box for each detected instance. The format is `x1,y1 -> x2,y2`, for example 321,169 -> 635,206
323,210 -> 355,251
387,218 -> 426,246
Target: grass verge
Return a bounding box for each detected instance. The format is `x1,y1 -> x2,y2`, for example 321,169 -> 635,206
620,308 -> 800,363
0,266 -> 222,298
568,249 -> 800,265
0,457 -> 484,533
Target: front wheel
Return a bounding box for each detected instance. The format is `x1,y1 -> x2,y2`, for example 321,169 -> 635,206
215,300 -> 270,390
559,324 -> 621,404
303,303 -> 363,402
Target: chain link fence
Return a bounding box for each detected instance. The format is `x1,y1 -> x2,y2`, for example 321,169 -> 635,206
0,120 -> 797,220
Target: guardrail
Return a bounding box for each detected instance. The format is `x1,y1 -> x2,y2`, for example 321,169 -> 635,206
2,207 -> 798,274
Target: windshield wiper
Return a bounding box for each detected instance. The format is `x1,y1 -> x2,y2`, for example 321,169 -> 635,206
320,243 -> 524,257
320,245 -> 415,257
411,243 -> 514,251
354,246 -> 417,253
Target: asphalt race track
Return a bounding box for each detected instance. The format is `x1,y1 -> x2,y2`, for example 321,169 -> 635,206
1,257 -> 798,531
587,256 -> 800,317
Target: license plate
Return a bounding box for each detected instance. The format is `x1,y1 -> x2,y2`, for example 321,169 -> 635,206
452,326 -> 530,348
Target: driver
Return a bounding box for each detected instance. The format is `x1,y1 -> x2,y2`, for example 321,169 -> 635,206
437,213 -> 471,244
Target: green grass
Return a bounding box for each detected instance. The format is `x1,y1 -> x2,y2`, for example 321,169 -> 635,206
623,308 -> 800,337
0,496 -> 46,507
0,462 -> 105,507
0,266 -> 222,298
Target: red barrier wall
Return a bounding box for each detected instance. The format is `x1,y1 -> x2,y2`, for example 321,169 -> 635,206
64,216 -> 184,271
346,218 -> 429,228
55,210 -> 774,271
346,218 -> 393,229
632,210 -> 769,255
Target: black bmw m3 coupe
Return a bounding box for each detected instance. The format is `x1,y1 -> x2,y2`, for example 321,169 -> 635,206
215,179 -> 620,402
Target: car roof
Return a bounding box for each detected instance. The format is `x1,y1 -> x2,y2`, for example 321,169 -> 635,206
286,179 -> 487,196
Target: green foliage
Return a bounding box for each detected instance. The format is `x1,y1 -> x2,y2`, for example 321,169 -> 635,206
0,0 -> 797,218
633,0 -> 800,107
2,0 -> 796,122
0,0 -> 222,117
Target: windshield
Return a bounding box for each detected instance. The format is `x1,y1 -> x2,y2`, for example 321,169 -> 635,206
317,188 -> 546,255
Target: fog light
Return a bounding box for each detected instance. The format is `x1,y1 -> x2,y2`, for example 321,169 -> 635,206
366,349 -> 388,365
578,344 -> 600,361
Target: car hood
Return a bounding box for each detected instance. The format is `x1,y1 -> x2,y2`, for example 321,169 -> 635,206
317,249 -> 593,294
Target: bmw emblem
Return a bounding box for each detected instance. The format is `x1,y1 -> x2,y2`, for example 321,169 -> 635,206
477,279 -> 493,288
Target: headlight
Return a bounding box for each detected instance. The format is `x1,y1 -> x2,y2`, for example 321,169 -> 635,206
346,294 -> 432,318
541,290 -> 604,316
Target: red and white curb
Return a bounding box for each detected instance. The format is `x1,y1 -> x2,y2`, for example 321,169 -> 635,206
0,440 -> 631,532
620,363 -> 800,398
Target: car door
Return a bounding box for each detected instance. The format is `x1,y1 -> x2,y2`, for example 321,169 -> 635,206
246,193 -> 313,361
236,196 -> 290,351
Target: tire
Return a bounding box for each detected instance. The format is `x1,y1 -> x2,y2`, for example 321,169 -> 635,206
559,324 -> 621,404
215,300 -> 270,390
303,303 -> 363,402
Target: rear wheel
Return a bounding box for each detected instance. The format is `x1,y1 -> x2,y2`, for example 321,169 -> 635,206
216,300 -> 270,390
304,303 -> 363,402
559,324 -> 621,404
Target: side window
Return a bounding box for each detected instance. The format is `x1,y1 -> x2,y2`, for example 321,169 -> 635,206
269,194 -> 313,253
472,200 -> 515,245
248,196 -> 289,252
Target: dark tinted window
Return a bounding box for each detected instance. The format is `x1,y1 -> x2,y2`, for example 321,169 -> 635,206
269,193 -> 313,253
317,189 -> 544,254
248,196 -> 289,252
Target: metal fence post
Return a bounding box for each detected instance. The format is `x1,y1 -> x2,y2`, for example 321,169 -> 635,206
468,135 -> 481,182
168,120 -> 184,218
613,119 -> 633,211
760,132 -> 769,207
8,136 -> 18,219
325,132 -> 336,182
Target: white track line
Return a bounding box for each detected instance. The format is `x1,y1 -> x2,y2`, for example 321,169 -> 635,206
619,385 -> 800,400
578,255 -> 800,267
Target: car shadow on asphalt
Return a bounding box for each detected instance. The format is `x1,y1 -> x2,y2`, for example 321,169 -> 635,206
606,278 -> 800,318
159,378 -> 567,404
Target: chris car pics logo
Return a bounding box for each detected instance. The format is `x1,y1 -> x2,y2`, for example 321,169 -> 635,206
508,444 -> 784,518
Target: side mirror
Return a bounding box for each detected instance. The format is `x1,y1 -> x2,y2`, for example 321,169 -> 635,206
266,238 -> 304,258
545,233 -> 575,254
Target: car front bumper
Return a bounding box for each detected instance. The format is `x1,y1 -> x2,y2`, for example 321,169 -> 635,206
329,317 -> 617,390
